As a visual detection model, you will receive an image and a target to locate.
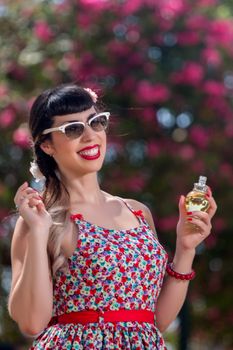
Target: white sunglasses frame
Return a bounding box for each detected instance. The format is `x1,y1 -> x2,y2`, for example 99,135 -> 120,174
42,112 -> 110,137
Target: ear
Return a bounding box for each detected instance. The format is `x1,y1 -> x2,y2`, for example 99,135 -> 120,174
39,139 -> 55,156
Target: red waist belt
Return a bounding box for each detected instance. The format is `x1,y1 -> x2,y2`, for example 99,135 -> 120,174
49,309 -> 155,326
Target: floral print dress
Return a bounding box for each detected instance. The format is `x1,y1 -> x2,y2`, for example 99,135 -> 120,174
30,200 -> 168,349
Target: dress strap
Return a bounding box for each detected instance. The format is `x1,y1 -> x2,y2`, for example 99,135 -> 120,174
116,196 -> 158,239
115,196 -> 146,225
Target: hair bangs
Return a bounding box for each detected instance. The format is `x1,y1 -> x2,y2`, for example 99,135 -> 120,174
46,86 -> 94,118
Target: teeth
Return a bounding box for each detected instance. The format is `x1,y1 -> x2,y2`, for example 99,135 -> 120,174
79,146 -> 99,156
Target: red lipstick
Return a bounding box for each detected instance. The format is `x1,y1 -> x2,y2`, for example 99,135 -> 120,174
78,145 -> 100,160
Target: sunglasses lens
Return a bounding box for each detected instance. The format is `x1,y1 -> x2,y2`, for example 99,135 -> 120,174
63,113 -> 109,139
90,114 -> 109,131
65,123 -> 84,139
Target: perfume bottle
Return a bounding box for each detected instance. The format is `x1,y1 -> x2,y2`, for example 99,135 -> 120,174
185,176 -> 210,212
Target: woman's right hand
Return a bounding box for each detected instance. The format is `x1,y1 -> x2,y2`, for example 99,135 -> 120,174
14,182 -> 53,232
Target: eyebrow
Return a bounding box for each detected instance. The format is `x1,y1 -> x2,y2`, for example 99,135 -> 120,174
55,113 -> 96,126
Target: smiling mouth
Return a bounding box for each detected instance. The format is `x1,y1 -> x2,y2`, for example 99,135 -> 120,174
78,145 -> 100,159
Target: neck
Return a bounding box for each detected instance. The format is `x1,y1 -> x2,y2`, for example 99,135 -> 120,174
61,172 -> 104,205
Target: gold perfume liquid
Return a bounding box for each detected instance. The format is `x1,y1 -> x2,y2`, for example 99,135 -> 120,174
185,176 -> 210,212
185,191 -> 210,212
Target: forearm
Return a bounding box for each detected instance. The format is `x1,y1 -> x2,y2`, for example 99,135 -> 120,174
156,248 -> 195,332
9,231 -> 53,335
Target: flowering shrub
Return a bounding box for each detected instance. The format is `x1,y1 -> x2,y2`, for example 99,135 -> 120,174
0,0 -> 233,347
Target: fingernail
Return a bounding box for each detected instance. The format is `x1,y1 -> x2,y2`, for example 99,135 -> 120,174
187,211 -> 193,215
187,218 -> 193,221
205,193 -> 210,198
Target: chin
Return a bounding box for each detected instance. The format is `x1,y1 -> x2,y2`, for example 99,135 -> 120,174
79,160 -> 105,175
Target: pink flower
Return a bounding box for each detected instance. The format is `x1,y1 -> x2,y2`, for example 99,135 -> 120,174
0,108 -> 15,128
213,217 -> 227,232
206,19 -> 233,46
158,215 -> 177,231
201,48 -> 222,67
198,0 -> 218,6
124,176 -> 146,192
146,141 -> 161,158
205,96 -> 232,119
158,0 -> 187,19
225,123 -> 233,137
121,0 -> 143,15
107,41 -> 131,57
137,81 -> 170,104
120,77 -> 137,93
141,108 -> 156,123
219,163 -> 233,179
177,32 -> 200,46
84,88 -> 98,103
185,15 -> 208,31
203,81 -> 226,96
6,63 -> 26,80
13,125 -> 31,149
171,62 -> 204,87
34,20 -> 53,43
190,159 -> 205,173
76,13 -> 92,29
0,84 -> 9,97
79,0 -> 111,11
205,235 -> 217,249
189,125 -> 209,148
178,145 -> 196,160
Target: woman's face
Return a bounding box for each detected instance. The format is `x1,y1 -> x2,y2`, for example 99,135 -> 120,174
41,107 -> 107,179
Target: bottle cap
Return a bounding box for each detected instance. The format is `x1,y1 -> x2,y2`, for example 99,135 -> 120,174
194,175 -> 208,192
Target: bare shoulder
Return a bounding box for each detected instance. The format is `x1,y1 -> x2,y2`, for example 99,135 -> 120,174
124,198 -> 150,214
124,198 -> 157,236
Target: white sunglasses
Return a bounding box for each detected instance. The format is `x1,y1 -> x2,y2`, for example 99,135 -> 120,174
42,112 -> 110,139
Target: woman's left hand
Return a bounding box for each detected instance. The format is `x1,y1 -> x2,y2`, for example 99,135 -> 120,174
176,187 -> 217,252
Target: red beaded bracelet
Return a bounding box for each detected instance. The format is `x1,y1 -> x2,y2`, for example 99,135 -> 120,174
166,262 -> 196,280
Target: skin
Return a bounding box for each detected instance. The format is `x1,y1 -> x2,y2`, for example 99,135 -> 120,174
8,106 -> 217,336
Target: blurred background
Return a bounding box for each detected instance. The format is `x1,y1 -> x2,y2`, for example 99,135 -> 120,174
0,0 -> 233,349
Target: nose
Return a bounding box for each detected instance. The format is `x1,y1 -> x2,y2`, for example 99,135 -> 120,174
80,123 -> 96,142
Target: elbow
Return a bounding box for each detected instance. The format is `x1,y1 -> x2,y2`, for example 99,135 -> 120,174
9,309 -> 50,337
157,323 -> 169,333
8,299 -> 52,336
156,319 -> 171,333
18,316 -> 50,337
19,324 -> 44,338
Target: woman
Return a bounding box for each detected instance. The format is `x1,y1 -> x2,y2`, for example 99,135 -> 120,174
8,84 -> 217,349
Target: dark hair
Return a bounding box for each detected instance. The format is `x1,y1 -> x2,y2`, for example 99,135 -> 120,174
28,84 -> 100,275
29,84 -> 95,140
29,83 -> 97,207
